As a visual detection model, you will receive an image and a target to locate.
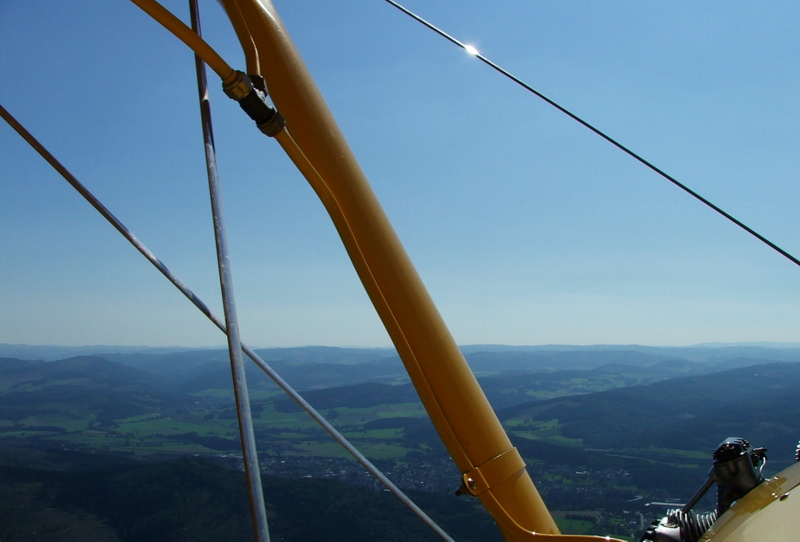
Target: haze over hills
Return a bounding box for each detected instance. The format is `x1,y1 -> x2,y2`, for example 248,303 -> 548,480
2,343 -> 798,463
498,362 -> 800,462
1,343 -> 799,540
4,342 -> 799,374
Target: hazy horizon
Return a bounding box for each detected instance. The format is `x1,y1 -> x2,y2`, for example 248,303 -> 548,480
3,340 -> 799,354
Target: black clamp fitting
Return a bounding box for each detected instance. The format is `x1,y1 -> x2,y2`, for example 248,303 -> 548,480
222,71 -> 285,137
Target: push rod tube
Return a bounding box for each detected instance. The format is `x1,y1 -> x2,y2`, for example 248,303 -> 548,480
215,1 -> 608,539
189,2 -> 270,540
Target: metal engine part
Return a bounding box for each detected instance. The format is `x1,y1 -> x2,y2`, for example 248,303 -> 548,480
640,437 -> 767,542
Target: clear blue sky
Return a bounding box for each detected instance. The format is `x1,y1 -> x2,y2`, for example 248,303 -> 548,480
1,1 -> 798,348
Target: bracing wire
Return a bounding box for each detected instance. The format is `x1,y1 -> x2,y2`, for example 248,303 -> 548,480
0,103 -> 455,542
384,0 -> 800,270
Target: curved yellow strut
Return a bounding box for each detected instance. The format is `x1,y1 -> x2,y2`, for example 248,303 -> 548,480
219,1 -> 628,540
131,0 -> 625,539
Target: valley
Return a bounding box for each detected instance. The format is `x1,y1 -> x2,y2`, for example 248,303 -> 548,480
1,343 -> 798,540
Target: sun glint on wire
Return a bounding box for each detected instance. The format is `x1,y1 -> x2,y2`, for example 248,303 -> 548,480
383,0 -> 800,271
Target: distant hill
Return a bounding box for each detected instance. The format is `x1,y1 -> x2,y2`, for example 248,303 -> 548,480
464,349 -> 685,373
4,345 -> 800,540
476,359 -> 717,409
0,343 -> 206,361
3,347 -> 797,443
101,347 -> 406,390
177,360 -> 410,394
4,342 -> 799,369
274,382 -> 420,412
2,346 -> 798,466
462,344 -> 800,371
498,361 -> 800,461
0,355 -> 163,392
0,355 -> 188,423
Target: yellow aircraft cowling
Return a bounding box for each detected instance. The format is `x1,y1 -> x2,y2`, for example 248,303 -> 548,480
699,461 -> 800,541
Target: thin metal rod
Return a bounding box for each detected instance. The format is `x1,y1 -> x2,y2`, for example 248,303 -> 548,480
0,103 -> 212,319
189,2 -> 269,541
682,471 -> 715,513
0,103 -> 453,542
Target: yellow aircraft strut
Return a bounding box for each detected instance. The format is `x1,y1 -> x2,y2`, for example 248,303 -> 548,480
218,2 -> 621,539
131,0 -> 626,539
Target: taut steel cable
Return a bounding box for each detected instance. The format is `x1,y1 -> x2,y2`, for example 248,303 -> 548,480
0,102 -> 455,541
384,0 -> 800,269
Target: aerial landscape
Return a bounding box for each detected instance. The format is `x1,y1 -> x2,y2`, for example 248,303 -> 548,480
2,1 -> 799,541
1,342 -> 799,540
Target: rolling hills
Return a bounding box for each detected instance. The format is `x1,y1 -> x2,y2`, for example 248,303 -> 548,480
1,343 -> 799,540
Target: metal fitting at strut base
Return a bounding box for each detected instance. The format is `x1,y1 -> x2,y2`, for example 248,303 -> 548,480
222,70 -> 285,137
256,113 -> 285,137
222,70 -> 253,101
457,447 -> 526,497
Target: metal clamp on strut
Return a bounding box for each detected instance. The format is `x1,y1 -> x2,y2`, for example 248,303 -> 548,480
456,447 -> 526,497
222,71 -> 285,137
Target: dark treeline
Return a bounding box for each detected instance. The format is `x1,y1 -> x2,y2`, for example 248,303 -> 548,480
0,455 -> 501,542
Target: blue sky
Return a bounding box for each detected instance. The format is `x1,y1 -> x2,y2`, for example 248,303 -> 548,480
1,1 -> 798,348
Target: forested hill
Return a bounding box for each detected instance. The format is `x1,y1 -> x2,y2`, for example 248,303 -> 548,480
498,361 -> 800,460
2,343 -> 800,540
0,455 -> 500,542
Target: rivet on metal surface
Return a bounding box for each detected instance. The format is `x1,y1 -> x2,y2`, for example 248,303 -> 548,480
467,477 -> 477,490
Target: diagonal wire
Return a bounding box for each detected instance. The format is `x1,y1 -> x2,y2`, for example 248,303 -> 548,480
384,0 -> 800,269
0,103 -> 455,542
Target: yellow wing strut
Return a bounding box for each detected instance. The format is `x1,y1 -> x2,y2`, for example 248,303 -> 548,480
132,0 -> 626,539
218,1 -> 563,538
